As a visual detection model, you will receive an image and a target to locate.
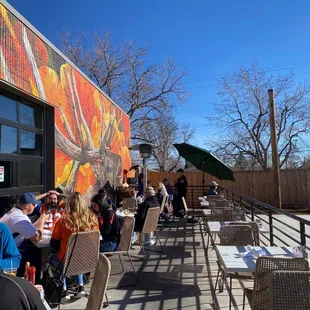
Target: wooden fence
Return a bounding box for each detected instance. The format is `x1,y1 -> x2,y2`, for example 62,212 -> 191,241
147,169 -> 310,208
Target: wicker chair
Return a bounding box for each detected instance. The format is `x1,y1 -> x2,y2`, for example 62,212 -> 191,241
122,198 -> 137,212
211,207 -> 233,221
219,224 -> 254,246
243,257 -> 309,310
62,230 -> 100,276
59,230 -> 100,309
228,222 -> 260,245
85,254 -> 111,310
269,270 -> 310,310
104,216 -> 138,286
231,207 -> 246,221
215,225 -> 254,294
216,200 -> 232,208
207,195 -> 223,201
138,207 -> 163,259
182,197 -> 204,217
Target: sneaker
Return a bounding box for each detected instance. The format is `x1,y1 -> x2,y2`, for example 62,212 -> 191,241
73,285 -> 86,299
61,290 -> 71,303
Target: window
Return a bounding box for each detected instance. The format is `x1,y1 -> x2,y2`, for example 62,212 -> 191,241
20,162 -> 42,186
0,195 -> 18,217
0,125 -> 17,154
0,91 -> 45,204
20,102 -> 43,128
0,160 -> 17,189
20,130 -> 43,157
0,94 -> 17,122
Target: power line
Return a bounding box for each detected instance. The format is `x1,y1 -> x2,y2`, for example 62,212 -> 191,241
184,61 -> 310,86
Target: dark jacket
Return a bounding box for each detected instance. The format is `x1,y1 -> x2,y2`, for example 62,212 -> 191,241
0,273 -> 46,310
206,187 -> 218,196
135,196 -> 159,230
98,209 -> 121,243
175,174 -> 188,197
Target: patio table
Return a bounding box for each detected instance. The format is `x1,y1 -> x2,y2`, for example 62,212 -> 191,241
200,201 -> 209,207
208,221 -> 269,234
216,245 -> 295,309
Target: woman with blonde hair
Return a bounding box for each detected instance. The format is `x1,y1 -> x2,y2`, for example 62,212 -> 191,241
49,192 -> 98,303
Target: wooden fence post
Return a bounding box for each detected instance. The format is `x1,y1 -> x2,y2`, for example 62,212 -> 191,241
268,89 -> 282,209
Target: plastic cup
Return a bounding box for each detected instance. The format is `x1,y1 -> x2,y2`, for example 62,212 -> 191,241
3,268 -> 17,276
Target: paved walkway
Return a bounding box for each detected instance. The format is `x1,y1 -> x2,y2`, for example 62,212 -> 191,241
59,218 -> 253,310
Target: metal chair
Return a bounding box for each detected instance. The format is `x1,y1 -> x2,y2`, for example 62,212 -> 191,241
122,198 -> 137,212
216,200 -> 232,208
85,254 -> 111,310
269,270 -> 310,310
139,207 -> 163,259
211,207 -> 233,221
219,224 -> 254,247
243,257 -> 309,310
104,216 -> 138,286
207,195 -> 223,201
59,230 -> 100,309
228,222 -> 260,245
215,225 -> 254,295
160,195 -> 169,214
231,207 -> 246,221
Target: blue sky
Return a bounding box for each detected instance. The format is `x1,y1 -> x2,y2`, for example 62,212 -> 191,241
6,0 -> 310,147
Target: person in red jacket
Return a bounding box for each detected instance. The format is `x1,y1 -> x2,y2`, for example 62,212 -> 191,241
40,191 -> 64,231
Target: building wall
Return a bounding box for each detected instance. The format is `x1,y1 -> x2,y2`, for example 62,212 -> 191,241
0,3 -> 131,199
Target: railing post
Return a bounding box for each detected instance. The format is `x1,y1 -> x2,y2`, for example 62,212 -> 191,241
269,209 -> 274,246
300,223 -> 306,246
251,200 -> 254,221
240,195 -> 242,208
191,185 -> 194,211
232,193 -> 235,204
226,189 -> 229,199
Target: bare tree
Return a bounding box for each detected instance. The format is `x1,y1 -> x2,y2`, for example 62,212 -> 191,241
207,60 -> 310,170
134,113 -> 195,171
60,31 -> 189,136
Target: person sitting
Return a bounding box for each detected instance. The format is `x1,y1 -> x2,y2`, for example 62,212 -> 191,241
91,194 -> 121,252
49,192 -> 99,303
0,273 -> 46,310
0,222 -> 21,272
156,182 -> 169,220
98,188 -> 116,209
134,187 -> 160,231
163,178 -> 174,201
0,193 -> 50,282
40,190 -> 64,231
206,181 -> 219,196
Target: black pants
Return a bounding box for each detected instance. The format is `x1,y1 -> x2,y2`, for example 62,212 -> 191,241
173,195 -> 186,217
17,239 -> 42,284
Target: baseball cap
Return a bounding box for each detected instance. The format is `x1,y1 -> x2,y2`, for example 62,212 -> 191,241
210,181 -> 218,187
19,192 -> 41,205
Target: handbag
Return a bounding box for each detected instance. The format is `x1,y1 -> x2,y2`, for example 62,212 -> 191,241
44,233 -> 78,306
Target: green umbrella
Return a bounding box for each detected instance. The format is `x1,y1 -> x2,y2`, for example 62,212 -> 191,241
173,143 -> 235,182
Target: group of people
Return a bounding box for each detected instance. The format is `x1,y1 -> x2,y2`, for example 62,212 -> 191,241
0,167 -> 220,308
0,182 -> 172,305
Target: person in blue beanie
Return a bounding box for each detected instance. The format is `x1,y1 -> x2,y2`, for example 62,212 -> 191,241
0,222 -> 21,271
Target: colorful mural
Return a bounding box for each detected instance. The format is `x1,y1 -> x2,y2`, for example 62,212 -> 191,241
0,3 -> 131,198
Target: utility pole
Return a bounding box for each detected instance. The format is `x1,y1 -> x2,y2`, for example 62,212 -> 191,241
268,89 -> 282,209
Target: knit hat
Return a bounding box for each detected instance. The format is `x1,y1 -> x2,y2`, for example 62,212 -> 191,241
144,187 -> 156,196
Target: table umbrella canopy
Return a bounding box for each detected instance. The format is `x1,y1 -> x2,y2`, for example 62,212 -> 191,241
173,143 -> 235,181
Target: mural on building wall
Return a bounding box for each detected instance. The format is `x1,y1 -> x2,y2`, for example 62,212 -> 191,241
0,4 -> 131,198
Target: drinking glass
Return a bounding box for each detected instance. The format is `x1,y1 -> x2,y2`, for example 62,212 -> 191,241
3,267 -> 17,276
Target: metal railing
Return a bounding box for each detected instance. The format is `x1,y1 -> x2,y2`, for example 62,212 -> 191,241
219,186 -> 310,249
183,185 -> 310,249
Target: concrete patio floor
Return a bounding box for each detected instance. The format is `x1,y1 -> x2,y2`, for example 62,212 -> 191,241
59,218 -> 251,310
